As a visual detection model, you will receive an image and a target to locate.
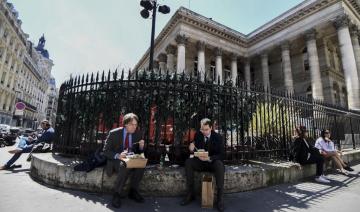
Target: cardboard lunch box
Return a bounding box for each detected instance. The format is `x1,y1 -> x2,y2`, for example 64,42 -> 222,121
123,157 -> 148,168
194,151 -> 209,158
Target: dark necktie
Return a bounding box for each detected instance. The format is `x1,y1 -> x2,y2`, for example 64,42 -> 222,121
205,137 -> 209,151
124,133 -> 130,149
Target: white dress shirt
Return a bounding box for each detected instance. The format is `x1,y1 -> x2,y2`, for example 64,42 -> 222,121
315,137 -> 335,152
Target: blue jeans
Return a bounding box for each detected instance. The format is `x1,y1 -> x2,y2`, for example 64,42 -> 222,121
4,146 -> 33,168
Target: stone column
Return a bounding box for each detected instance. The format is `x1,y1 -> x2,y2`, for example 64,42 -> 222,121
281,41 -> 294,94
176,34 -> 187,74
214,47 -> 223,84
158,53 -> 167,72
197,41 -> 206,81
230,54 -> 238,86
244,58 -> 251,90
305,29 -> 324,101
350,25 -> 360,81
261,52 -> 270,91
165,45 -> 176,73
334,15 -> 360,110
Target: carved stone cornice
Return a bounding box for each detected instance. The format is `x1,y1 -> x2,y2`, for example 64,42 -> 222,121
248,0 -> 338,45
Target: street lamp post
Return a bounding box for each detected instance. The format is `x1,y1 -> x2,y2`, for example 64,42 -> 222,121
140,0 -> 170,71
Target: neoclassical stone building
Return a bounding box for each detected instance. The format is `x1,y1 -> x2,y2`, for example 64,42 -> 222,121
0,1 -> 27,124
17,37 -> 54,128
135,0 -> 360,110
0,1 -> 54,127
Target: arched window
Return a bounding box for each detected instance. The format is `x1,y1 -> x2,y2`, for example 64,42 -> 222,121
224,65 -> 231,81
193,56 -> 198,77
303,48 -> 310,72
328,47 -> 335,69
210,60 -> 215,80
341,87 -> 347,107
306,86 -> 312,99
333,82 -> 340,105
250,67 -> 255,84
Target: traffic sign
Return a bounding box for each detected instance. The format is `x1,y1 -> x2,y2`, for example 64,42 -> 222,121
15,102 -> 26,111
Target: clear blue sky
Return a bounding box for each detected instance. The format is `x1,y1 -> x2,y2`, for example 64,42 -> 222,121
10,0 -> 303,87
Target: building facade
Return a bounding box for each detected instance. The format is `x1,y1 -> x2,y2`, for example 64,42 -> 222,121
45,76 -> 58,126
0,0 -> 27,124
15,36 -> 53,128
135,0 -> 360,111
0,0 -> 55,128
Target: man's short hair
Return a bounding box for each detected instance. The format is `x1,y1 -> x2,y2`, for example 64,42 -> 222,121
123,113 -> 139,125
200,118 -> 212,127
41,120 -> 51,127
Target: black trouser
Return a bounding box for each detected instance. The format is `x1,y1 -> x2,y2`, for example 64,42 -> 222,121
301,153 -> 324,176
114,164 -> 145,194
184,158 -> 224,194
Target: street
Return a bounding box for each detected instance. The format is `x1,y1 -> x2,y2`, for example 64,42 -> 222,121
1,144 -> 360,212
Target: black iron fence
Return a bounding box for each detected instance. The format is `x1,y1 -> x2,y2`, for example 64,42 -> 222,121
54,69 -> 360,164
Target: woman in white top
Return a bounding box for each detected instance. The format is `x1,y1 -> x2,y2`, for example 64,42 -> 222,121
315,129 -> 353,174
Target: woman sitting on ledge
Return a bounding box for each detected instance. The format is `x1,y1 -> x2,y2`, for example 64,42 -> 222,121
293,126 -> 330,183
315,129 -> 354,175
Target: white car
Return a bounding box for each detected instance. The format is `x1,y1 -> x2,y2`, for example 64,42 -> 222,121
0,124 -> 10,134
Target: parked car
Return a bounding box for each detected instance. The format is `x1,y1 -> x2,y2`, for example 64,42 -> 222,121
0,124 -> 10,134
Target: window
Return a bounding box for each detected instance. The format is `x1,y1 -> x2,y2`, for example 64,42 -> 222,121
303,48 -> 310,72
341,87 -> 347,107
328,48 -> 335,69
224,65 -> 231,81
1,72 -> 6,84
250,67 -> 255,84
333,82 -> 340,105
210,60 -> 216,81
306,86 -> 312,99
193,57 -> 198,77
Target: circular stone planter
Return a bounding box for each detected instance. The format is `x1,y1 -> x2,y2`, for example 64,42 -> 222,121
29,152 -> 339,196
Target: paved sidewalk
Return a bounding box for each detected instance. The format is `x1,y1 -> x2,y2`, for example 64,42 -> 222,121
1,145 -> 360,212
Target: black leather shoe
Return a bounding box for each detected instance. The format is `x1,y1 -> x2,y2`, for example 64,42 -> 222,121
111,192 -> 122,208
129,189 -> 145,203
180,193 -> 195,206
216,189 -> 224,212
344,166 -> 354,172
216,198 -> 224,212
26,154 -> 32,162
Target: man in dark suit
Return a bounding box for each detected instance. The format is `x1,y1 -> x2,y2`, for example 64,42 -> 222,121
180,118 -> 225,212
0,120 -> 55,170
103,113 -> 146,208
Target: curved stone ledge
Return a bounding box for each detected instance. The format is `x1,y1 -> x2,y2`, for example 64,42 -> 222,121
30,150 -> 360,196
